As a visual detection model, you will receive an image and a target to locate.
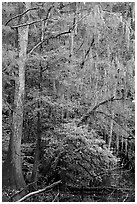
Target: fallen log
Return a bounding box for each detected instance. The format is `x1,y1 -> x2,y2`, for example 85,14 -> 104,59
67,185 -> 133,193
17,180 -> 61,202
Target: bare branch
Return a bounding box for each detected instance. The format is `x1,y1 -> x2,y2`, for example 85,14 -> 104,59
52,192 -> 60,202
96,111 -> 134,139
80,36 -> 94,68
11,8 -> 88,29
92,97 -> 122,111
11,5 -> 54,29
9,181 -> 37,201
28,29 -> 71,55
17,180 -> 61,202
28,41 -> 42,55
77,161 -> 93,178
70,13 -> 90,32
11,18 -> 47,28
76,40 -> 85,52
99,3 -> 135,33
77,97 -> 134,140
77,96 -> 123,126
123,194 -> 129,202
5,7 -> 39,26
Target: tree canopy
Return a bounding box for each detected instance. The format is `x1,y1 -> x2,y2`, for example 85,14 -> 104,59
2,2 -> 135,202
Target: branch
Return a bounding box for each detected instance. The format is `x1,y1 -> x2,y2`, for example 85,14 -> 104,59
41,66 -> 49,73
76,40 -> 85,52
77,161 -> 93,178
77,96 -> 123,126
28,41 -> 42,55
81,37 -> 95,68
52,192 -> 60,202
11,5 -> 54,29
67,185 -> 133,192
71,13 -> 90,30
11,7 -> 85,29
5,7 -> 39,26
10,181 -> 37,201
11,18 -> 48,28
28,29 -> 71,55
17,180 -> 61,202
96,111 -> 134,139
123,194 -> 129,202
99,3 -> 135,33
14,10 -> 88,54
92,97 -> 122,111
3,99 -> 13,112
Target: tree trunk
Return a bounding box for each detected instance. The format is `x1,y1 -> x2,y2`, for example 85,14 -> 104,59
74,3 -> 78,35
69,4 -> 77,63
2,2 -> 30,190
108,61 -> 117,150
69,29 -> 74,62
31,20 -> 45,186
31,65 -> 42,188
108,109 -> 115,150
116,133 -> 119,155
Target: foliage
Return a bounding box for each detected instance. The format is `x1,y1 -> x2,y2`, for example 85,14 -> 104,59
39,123 -> 116,185
2,2 -> 135,202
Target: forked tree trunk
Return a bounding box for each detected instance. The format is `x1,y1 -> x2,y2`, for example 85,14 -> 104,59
2,2 -> 30,190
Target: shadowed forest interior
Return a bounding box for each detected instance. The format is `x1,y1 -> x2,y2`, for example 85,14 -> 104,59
2,2 -> 135,202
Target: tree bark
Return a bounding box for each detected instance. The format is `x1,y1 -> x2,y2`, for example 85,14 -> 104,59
31,20 -> 45,186
31,62 -> 42,188
108,107 -> 115,150
2,2 -> 30,190
69,28 -> 74,62
108,60 -> 118,150
69,3 -> 77,63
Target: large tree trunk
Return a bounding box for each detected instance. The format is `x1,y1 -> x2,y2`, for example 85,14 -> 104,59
2,2 -> 30,190
31,20 -> 45,187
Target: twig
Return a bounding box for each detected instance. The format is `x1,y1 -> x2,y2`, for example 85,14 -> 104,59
17,180 -> 61,202
123,193 -> 129,202
52,192 -> 60,202
5,7 -> 39,26
107,189 -> 115,199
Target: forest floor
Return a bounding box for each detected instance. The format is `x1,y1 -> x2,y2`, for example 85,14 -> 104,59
2,140 -> 135,202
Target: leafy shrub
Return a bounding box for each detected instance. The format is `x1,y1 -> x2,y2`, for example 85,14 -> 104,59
40,122 -> 117,186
